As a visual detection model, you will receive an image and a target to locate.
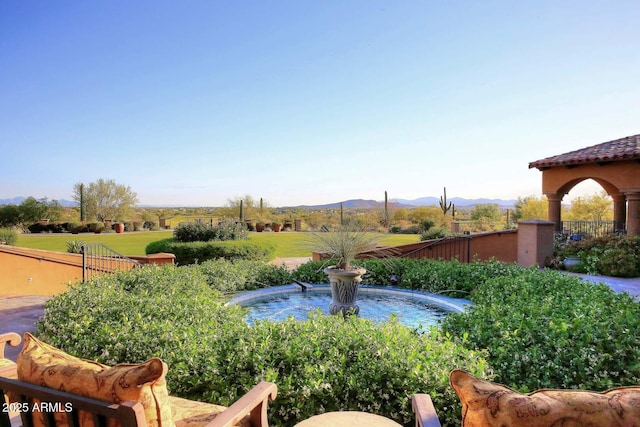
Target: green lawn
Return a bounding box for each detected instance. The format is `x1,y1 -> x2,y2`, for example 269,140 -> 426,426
16,231 -> 420,258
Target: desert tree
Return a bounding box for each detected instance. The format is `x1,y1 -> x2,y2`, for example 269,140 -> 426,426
73,179 -> 138,222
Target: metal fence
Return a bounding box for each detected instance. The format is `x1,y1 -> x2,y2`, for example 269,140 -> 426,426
82,243 -> 140,282
560,220 -> 625,239
398,236 -> 472,263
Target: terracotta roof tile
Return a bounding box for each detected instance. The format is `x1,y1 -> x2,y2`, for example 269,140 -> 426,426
529,134 -> 640,169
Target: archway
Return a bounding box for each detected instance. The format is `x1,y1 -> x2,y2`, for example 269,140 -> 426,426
529,134 -> 640,235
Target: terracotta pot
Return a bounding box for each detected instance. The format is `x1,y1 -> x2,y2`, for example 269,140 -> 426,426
563,257 -> 581,272
114,223 -> 125,233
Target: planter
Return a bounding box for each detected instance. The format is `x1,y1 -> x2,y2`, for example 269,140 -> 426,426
114,223 -> 125,234
563,257 -> 581,272
255,223 -> 265,232
272,223 -> 282,232
324,267 -> 366,316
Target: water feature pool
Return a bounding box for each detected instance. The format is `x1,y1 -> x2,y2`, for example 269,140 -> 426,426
228,284 -> 471,330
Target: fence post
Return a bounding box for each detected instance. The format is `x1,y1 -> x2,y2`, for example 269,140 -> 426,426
517,220 -> 555,267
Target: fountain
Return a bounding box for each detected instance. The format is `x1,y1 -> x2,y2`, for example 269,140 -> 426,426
228,283 -> 470,330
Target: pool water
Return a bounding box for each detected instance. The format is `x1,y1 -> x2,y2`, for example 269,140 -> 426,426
236,286 -> 465,330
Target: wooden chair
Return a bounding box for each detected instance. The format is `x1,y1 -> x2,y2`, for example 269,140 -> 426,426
0,333 -> 21,377
0,332 -> 277,427
412,394 -> 442,427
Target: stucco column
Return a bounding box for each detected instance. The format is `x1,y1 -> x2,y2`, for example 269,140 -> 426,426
611,194 -> 627,232
625,191 -> 640,236
545,193 -> 564,233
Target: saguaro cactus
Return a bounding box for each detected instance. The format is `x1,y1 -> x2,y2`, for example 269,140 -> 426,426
440,187 -> 452,215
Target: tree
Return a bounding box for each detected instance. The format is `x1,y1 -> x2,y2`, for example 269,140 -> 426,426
513,195 -> 548,221
470,204 -> 502,231
73,179 -> 138,222
565,191 -> 613,221
0,197 -> 63,228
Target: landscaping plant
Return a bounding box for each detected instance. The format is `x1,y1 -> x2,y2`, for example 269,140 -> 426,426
441,268 -> 640,392
37,264 -> 489,427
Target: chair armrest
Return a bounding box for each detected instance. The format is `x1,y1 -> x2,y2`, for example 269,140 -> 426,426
0,363 -> 17,378
412,394 -> 442,427
204,382 -> 277,427
0,333 -> 21,359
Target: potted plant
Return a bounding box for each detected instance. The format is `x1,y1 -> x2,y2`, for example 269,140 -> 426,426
312,223 -> 379,316
271,222 -> 282,232
563,255 -> 581,272
113,223 -> 125,233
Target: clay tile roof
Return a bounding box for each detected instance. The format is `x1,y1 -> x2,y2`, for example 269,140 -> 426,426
529,134 -> 640,170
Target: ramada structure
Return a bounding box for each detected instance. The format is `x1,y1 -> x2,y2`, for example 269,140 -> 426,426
529,134 -> 640,236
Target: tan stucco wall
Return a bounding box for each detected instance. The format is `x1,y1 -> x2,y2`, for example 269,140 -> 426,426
0,247 -> 176,297
0,247 -> 82,296
469,230 -> 518,263
541,160 -> 640,196
517,220 -> 555,267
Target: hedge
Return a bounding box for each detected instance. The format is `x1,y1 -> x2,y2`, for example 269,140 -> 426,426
146,238 -> 275,265
37,264 -> 490,427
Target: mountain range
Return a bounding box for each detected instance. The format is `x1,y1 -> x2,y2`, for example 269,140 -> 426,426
286,197 -> 518,209
0,196 -> 518,209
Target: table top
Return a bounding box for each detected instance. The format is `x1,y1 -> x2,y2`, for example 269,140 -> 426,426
295,411 -> 402,427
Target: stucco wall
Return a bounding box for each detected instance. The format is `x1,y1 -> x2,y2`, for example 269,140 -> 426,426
0,246 -> 176,297
0,246 -> 82,296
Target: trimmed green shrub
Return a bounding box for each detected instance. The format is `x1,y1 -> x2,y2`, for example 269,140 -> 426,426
174,219 -> 248,242
553,235 -> 640,277
293,258 -> 527,297
441,269 -> 640,392
37,264 -> 490,427
146,238 -> 275,265
419,228 -> 448,241
0,227 -> 18,245
194,259 -> 292,293
246,316 -> 489,427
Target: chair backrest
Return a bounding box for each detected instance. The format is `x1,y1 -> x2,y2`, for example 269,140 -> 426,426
0,375 -> 147,427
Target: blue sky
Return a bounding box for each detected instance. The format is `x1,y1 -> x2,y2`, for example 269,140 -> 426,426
1,1 -> 638,207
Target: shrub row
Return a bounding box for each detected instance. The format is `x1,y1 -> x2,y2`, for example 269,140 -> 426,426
293,258 -> 527,297
37,265 -> 489,427
193,259 -> 293,293
554,234 -> 640,277
173,219 -> 247,242
441,269 -> 640,392
146,238 -> 275,265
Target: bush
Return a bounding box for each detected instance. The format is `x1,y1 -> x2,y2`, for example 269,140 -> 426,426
146,238 -> 275,265
419,228 -> 448,241
194,259 -> 292,293
0,227 -> 18,245
292,258 -> 527,297
174,219 -> 247,243
441,269 -> 640,392
66,240 -> 85,254
553,235 -> 640,277
37,264 -> 490,427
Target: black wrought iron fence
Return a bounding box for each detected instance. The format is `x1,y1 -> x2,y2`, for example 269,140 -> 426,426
560,220 -> 625,239
82,243 -> 140,282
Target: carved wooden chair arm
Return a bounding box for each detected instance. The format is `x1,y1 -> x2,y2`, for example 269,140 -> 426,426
0,333 -> 21,359
412,394 -> 442,427
205,382 -> 278,427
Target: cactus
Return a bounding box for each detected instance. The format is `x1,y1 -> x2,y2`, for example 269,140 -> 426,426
239,200 -> 244,221
439,187 -> 452,215
340,202 -> 344,225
